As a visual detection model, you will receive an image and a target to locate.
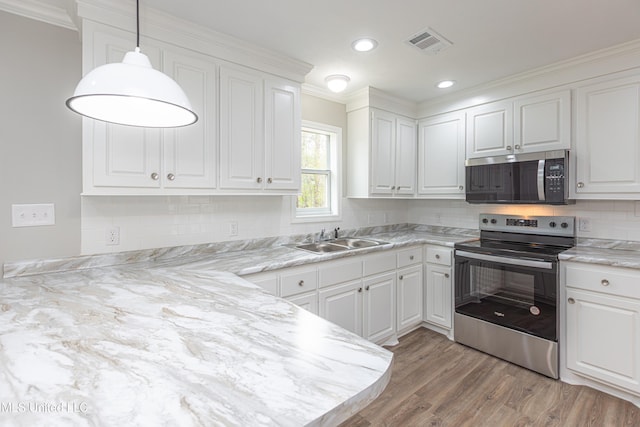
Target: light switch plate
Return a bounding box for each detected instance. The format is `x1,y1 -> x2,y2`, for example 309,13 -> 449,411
11,204 -> 55,227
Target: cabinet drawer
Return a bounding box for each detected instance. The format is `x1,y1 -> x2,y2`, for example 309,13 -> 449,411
397,247 -> 423,268
363,252 -> 397,276
565,263 -> 640,299
319,258 -> 362,288
425,246 -> 452,266
281,267 -> 318,298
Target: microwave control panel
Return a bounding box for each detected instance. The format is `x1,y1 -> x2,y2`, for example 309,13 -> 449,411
545,159 -> 566,201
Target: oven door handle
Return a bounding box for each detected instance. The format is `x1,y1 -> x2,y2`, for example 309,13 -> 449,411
455,250 -> 553,270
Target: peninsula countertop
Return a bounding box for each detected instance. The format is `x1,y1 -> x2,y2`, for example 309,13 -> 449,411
0,224 -> 478,426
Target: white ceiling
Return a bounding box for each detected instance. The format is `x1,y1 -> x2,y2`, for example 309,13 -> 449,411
33,0 -> 640,102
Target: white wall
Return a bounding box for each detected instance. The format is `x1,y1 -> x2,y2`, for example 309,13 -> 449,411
408,199 -> 640,241
0,11 -> 82,266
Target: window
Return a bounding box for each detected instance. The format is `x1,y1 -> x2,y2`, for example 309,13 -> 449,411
293,121 -> 341,221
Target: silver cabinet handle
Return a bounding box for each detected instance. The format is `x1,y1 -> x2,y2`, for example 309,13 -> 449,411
506,145 -> 512,150
601,279 -> 610,287
150,172 -> 159,181
399,275 -> 404,280
577,182 -> 584,188
167,173 -> 175,181
267,178 -> 272,184
298,280 -> 304,286
409,255 -> 414,261
515,144 -> 521,150
445,273 -> 450,278
568,297 -> 575,304
257,177 -> 263,183
435,254 -> 440,259
365,285 -> 370,291
358,287 -> 362,293
391,186 -> 396,190
459,185 -> 464,190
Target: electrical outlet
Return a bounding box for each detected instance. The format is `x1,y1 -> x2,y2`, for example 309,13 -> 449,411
229,221 -> 238,237
106,226 -> 120,245
578,217 -> 592,232
11,203 -> 55,227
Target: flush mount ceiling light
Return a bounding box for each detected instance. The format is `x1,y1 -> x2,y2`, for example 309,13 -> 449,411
352,38 -> 378,52
436,80 -> 456,89
66,0 -> 197,128
325,75 -> 351,93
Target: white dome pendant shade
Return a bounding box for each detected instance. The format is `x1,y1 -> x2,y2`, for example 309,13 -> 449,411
66,0 -> 197,128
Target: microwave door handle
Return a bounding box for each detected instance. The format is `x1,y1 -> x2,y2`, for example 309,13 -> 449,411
537,159 -> 546,201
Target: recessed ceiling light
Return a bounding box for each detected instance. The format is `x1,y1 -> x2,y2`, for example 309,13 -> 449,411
436,80 -> 456,89
325,75 -> 351,93
352,38 -> 378,52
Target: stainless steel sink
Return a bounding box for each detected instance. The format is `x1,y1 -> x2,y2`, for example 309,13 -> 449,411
295,238 -> 388,254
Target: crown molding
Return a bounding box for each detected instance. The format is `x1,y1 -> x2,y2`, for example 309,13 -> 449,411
76,0 -> 313,82
301,84 -> 351,104
0,0 -> 76,30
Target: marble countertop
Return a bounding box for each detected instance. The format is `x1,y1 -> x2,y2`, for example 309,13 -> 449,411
559,238 -> 640,269
0,224 -> 477,426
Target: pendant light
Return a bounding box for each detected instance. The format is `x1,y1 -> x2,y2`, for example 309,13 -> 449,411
66,0 -> 198,127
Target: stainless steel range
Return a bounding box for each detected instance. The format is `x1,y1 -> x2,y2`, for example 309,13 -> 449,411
454,213 -> 576,378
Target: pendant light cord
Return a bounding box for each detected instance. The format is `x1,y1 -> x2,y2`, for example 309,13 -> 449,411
136,0 -> 140,48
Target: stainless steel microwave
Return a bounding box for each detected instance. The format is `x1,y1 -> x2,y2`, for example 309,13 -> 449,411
465,150 -> 573,205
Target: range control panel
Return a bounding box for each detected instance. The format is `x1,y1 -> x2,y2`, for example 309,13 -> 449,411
479,214 -> 575,236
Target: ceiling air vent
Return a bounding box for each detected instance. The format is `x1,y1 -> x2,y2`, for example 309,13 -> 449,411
405,27 -> 452,55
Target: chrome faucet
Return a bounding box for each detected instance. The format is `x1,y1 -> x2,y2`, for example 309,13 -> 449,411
317,228 -> 326,242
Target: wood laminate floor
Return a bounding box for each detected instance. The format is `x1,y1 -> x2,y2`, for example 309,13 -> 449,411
340,328 -> 640,427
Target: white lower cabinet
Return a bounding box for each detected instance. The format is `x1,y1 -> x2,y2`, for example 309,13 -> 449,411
564,262 -> 640,399
397,265 -> 423,333
362,272 -> 396,343
319,280 -> 363,336
287,292 -> 319,315
423,245 -> 454,334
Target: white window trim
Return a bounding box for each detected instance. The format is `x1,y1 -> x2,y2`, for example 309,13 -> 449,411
291,120 -> 342,223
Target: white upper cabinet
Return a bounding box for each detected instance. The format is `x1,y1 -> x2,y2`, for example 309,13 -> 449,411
348,107 -> 417,198
417,111 -> 466,198
513,90 -> 570,153
162,48 -> 217,190
219,65 -> 264,191
466,100 -> 513,158
466,90 -> 570,159
574,74 -> 640,198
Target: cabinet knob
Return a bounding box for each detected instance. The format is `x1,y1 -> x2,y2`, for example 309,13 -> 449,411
150,172 -> 159,181
358,287 -> 363,293
506,145 -> 512,151
267,178 -> 273,184
391,186 -> 396,190
435,254 -> 440,259
577,182 -> 584,188
399,275 -> 404,280
167,173 -> 175,181
459,185 -> 464,191
298,280 -> 304,286
445,273 -> 450,278
514,144 -> 521,150
365,285 -> 370,291
257,177 -> 263,183
568,297 -> 575,304
409,255 -> 414,261
601,279 -> 610,287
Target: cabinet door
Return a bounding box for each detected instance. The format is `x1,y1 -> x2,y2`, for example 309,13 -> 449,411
219,65 -> 264,190
287,292 -> 318,315
397,265 -> 423,332
319,280 -> 363,336
566,288 -> 640,394
418,112 -> 465,197
370,109 -> 396,195
425,264 -> 452,329
574,76 -> 640,196
466,100 -> 513,159
513,90 -> 570,154
363,272 -> 396,343
162,48 -> 217,189
394,117 -> 417,196
264,78 -> 301,191
87,28 -> 161,189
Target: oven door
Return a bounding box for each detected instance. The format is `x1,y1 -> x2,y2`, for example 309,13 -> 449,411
454,250 -> 558,341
